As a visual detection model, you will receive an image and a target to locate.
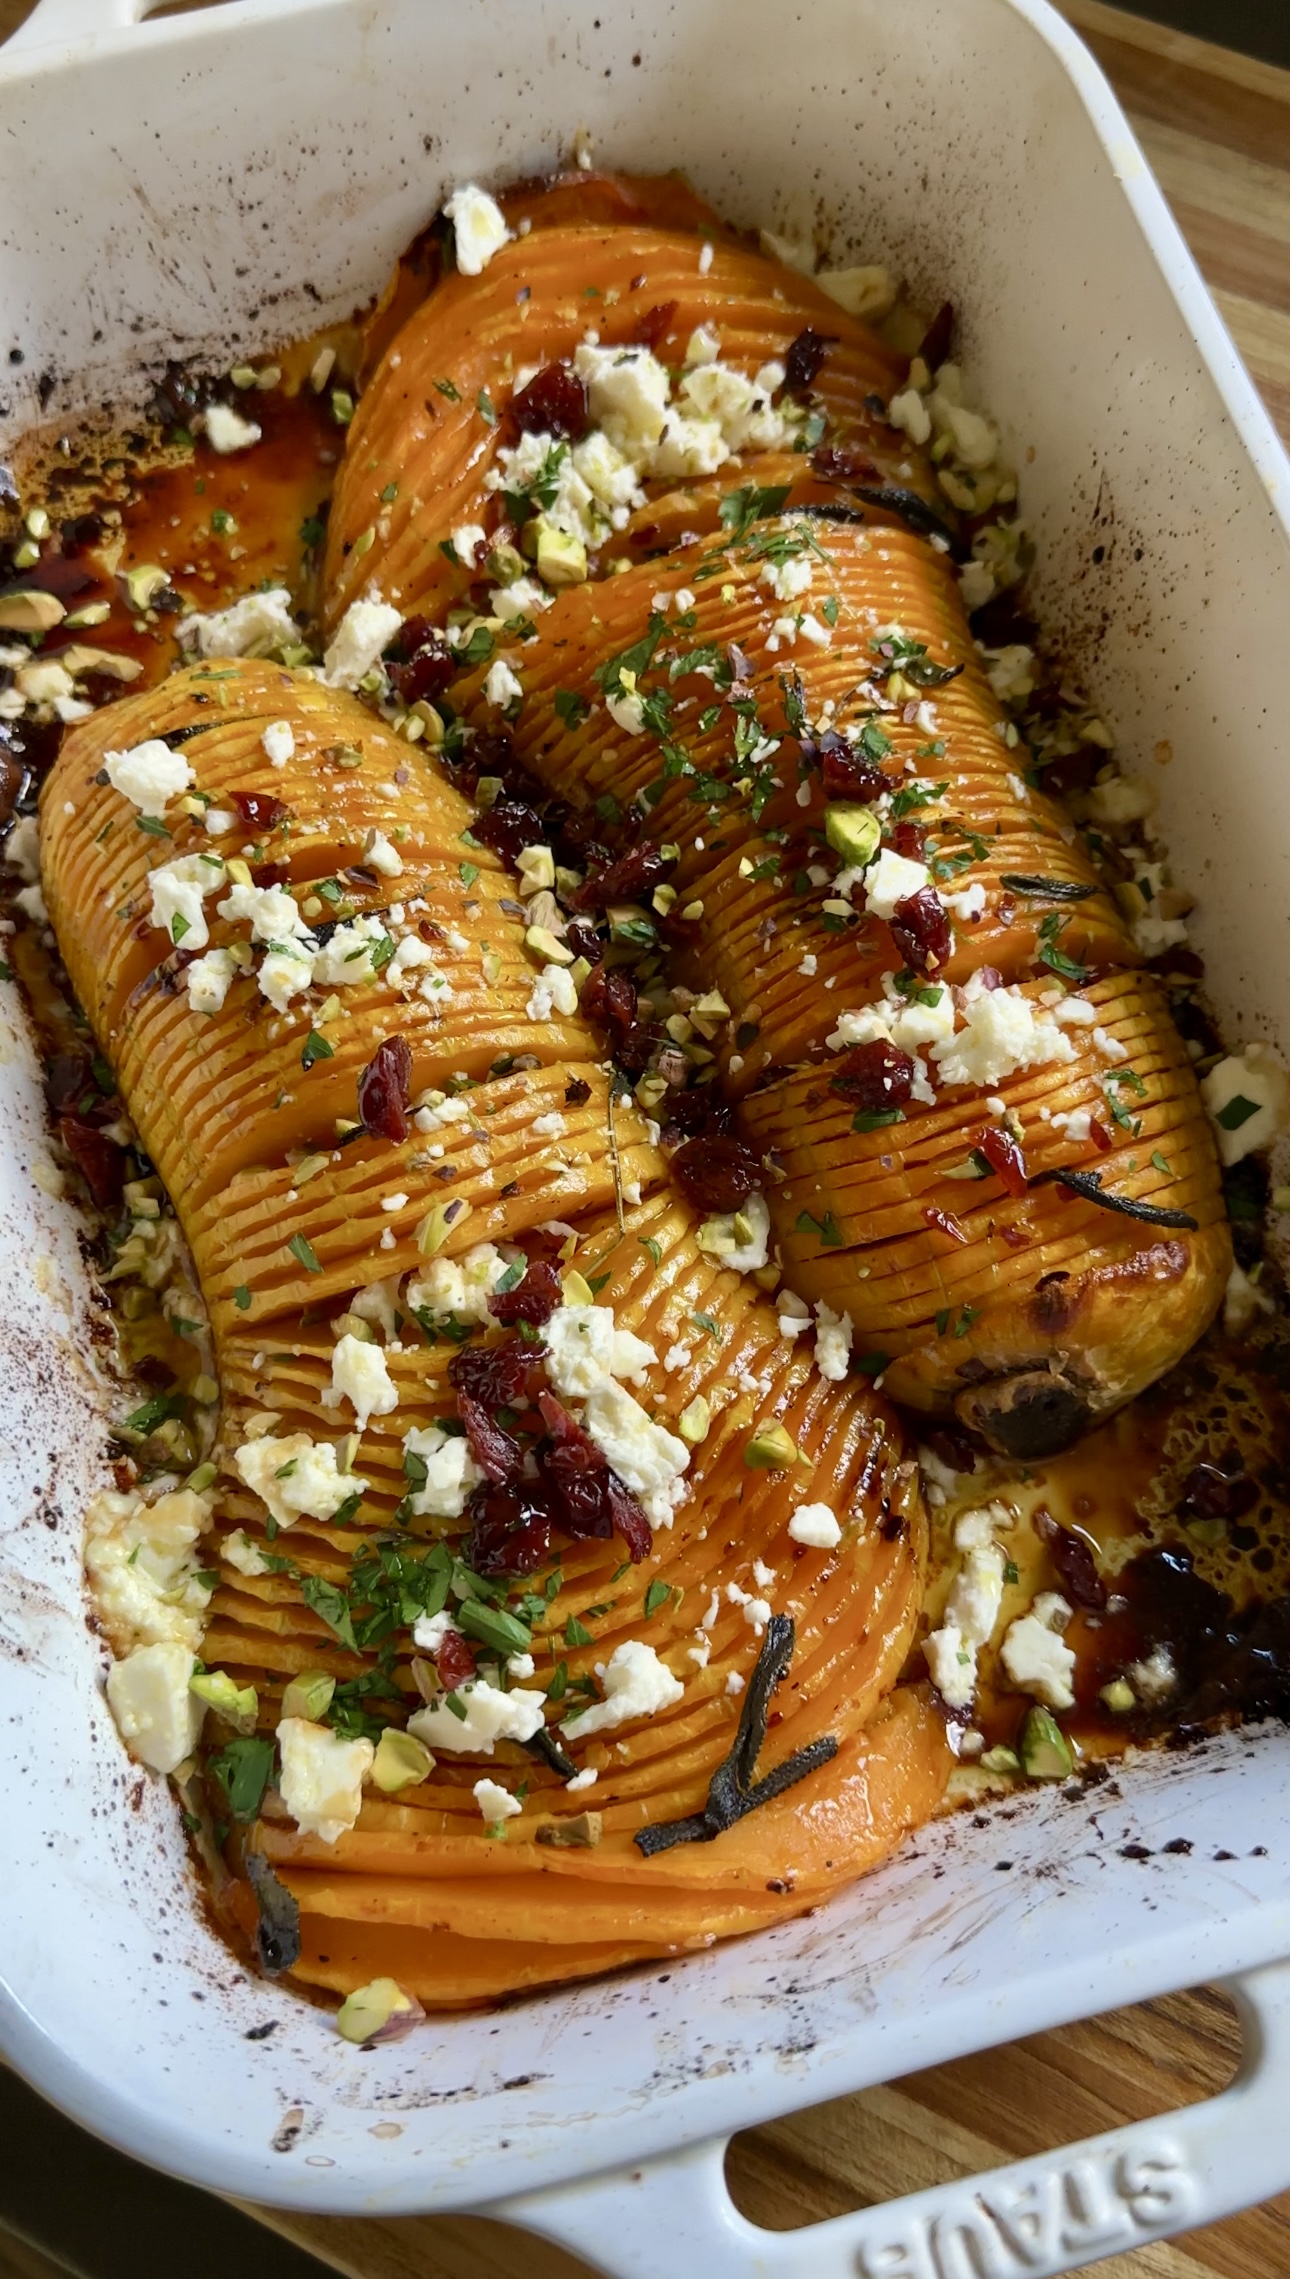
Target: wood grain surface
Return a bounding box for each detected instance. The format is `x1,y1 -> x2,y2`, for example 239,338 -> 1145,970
0,2 -> 1286,2274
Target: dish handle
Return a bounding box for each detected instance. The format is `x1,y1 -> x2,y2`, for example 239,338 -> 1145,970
491,1958 -> 1290,2279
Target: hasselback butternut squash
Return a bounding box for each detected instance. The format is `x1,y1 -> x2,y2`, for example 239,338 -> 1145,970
325,172 -> 1229,1456
41,659 -> 947,2008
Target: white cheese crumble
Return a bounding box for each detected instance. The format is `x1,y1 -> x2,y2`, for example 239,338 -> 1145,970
103,738 -> 193,816
922,1504 -> 1009,1711
999,1591 -> 1076,1711
323,1333 -> 399,1428
560,1639 -> 684,1738
581,1381 -> 690,1528
277,1717 -> 373,1844
322,596 -> 403,689
84,1486 -> 215,1656
233,1432 -> 367,1528
400,1422 -> 484,1519
444,183 -> 511,275
262,719 -> 295,767
364,828 -> 404,877
204,401 -> 262,453
473,1777 -> 522,1823
1129,1644 -> 1177,1704
148,852 -> 226,951
222,1528 -> 270,1578
218,878 -> 311,942
1200,1047 -> 1290,1167
177,586 -> 298,659
407,1242 -> 507,1327
542,1303 -> 656,1399
408,1676 -> 547,1755
814,1301 -> 853,1382
932,985 -> 1075,1092
527,962 -> 579,1020
105,1642 -> 203,1775
483,657 -> 523,709
788,1502 -> 842,1549
695,1189 -> 770,1272
862,846 -> 930,920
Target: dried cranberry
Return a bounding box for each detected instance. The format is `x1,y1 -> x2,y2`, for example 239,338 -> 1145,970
671,1133 -> 761,1213
465,1480 -> 555,1577
45,1052 -> 92,1117
887,821 -> 927,862
614,1022 -> 657,1076
59,1116 -> 124,1207
385,619 -> 457,707
815,731 -> 886,803
456,1389 -> 521,1485
916,300 -> 954,372
889,886 -> 952,974
509,362 -> 589,441
975,1124 -> 1028,1198
1176,1463 -> 1259,1526
449,1336 -> 536,1410
358,1035 -> 412,1142
1089,1117 -> 1115,1154
568,844 -> 673,913
783,328 -> 838,395
580,962 -> 638,1050
473,796 -> 546,872
565,1076 -> 592,1105
230,789 -> 288,831
811,442 -> 881,484
633,301 -> 678,353
1034,1508 -> 1107,1610
489,1257 -> 562,1327
830,1039 -> 914,1113
564,919 -> 604,969
922,1423 -> 981,1475
661,1087 -> 735,1143
536,1391 -> 652,1563
923,1203 -> 968,1245
435,1629 -> 478,1689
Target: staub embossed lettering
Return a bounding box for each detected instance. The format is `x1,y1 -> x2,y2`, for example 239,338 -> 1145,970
854,2143 -> 1199,2278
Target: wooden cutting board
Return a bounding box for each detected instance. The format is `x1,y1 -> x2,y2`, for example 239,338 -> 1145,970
0,1 -> 1284,2274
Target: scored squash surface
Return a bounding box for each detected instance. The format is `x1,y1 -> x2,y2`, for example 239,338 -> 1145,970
325,170 -> 1230,1458
42,661 -> 947,2007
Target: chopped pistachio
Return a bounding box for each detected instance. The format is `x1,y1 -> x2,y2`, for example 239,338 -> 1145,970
228,364 -> 258,388
679,899 -> 705,921
280,1670 -> 336,1722
185,1461 -> 218,1494
371,1728 -> 434,1794
12,540 -> 38,571
330,387 -> 355,426
652,883 -> 677,915
517,844 -> 556,896
978,1745 -> 1021,1776
63,599 -> 112,629
23,505 -> 50,541
824,805 -> 882,868
335,1977 -> 423,2045
415,1196 -> 474,1256
562,1268 -> 596,1306
121,562 -> 171,613
744,1421 -> 798,1469
225,856 -> 253,888
190,1670 -> 258,1732
1018,1705 -> 1074,1780
352,525 -> 375,560
1099,1677 -> 1136,1714
678,1396 -> 710,1446
487,542 -> 526,585
535,1811 -> 603,1848
0,588 -> 64,633
524,923 -> 574,966
533,519 -> 588,588
190,1373 -> 219,1405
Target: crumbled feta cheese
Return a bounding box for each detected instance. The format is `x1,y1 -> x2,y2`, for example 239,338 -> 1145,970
277,1717 -> 373,1844
148,852 -> 226,951
452,522 -> 487,565
888,386 -> 932,447
863,847 -> 930,920
364,828 -> 404,878
999,1592 -> 1076,1711
84,1485 -> 215,1656
177,586 -> 297,660
574,342 -> 670,455
322,596 -> 403,690
532,1110 -> 566,1137
760,553 -> 814,604
922,1505 -> 1008,1711
407,1243 -> 508,1327
932,986 -> 1075,1091
1200,1047 -> 1290,1167
560,1638 -> 684,1737
484,657 -> 523,709
566,1766 -> 598,1791
411,1608 -> 461,1655
309,912 -> 388,985
408,1676 -> 547,1754
944,881 -> 986,923
814,1301 -> 853,1383
204,401 -> 262,453
788,1501 -> 842,1549
527,962 -> 579,1021
543,1303 -> 657,1399
1083,773 -> 1157,828
222,1528 -> 270,1578
324,1333 -> 399,1428
581,1380 -> 689,1528
218,878 -> 311,942
444,183 -> 511,275
233,1432 -> 367,1528
103,738 -> 193,816
491,575 -> 550,621
400,1422 -> 484,1519
473,1777 -> 522,1823
262,719 -> 295,767
4,815 -> 39,882
106,1642 -> 203,1775
1129,1644 -> 1177,1704
257,938 -> 315,1013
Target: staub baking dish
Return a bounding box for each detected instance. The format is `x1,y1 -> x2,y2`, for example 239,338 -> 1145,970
2,1 -> 1290,2272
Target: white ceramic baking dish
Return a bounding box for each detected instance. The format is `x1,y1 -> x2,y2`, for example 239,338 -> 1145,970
2,0 -> 1289,2270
